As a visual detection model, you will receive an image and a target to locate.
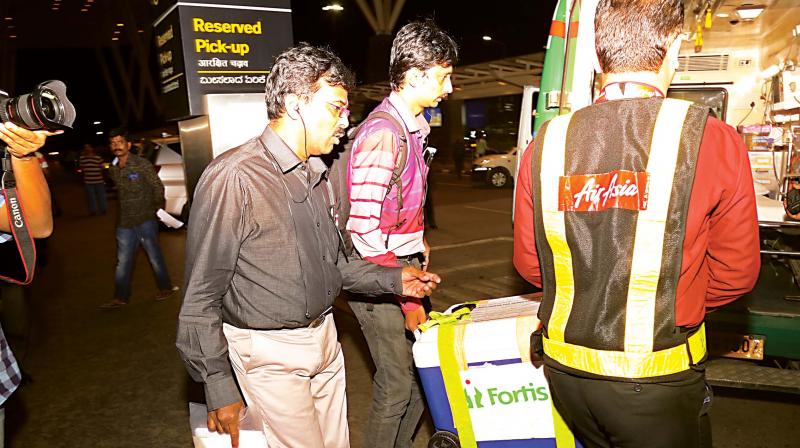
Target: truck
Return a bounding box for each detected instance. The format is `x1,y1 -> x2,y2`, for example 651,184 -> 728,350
530,0 -> 800,394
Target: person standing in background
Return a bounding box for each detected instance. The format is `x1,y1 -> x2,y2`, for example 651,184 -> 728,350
79,144 -> 107,216
99,128 -> 178,309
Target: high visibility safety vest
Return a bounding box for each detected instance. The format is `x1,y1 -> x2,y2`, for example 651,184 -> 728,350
532,97 -> 709,381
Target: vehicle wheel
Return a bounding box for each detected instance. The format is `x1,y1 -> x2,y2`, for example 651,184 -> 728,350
428,430 -> 460,448
488,167 -> 510,188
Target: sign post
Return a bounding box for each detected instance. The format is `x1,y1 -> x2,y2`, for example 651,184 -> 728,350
150,0 -> 293,204
152,0 -> 293,121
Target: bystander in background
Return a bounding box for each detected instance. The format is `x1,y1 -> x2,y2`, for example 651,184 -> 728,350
78,144 -> 107,216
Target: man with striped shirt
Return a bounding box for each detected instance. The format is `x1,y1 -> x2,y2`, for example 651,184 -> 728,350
79,144 -> 107,215
346,20 -> 457,448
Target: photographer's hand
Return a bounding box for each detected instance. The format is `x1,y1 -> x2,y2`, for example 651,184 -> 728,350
0,122 -> 62,158
0,122 -> 57,237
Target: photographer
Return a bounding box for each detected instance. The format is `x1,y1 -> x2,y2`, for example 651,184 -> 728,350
0,121 -> 58,447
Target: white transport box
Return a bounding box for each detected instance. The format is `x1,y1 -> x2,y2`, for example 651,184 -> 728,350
412,294 -> 578,447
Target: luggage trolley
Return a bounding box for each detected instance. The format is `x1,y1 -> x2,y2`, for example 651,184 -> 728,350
413,294 -> 580,448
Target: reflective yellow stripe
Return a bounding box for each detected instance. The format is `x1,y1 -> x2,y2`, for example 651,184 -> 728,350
540,113 -> 576,342
543,323 -> 706,378
624,99 -> 691,354
551,402 -> 576,448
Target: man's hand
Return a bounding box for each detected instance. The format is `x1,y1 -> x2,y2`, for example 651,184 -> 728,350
207,400 -> 244,448
405,306 -> 428,332
401,265 -> 441,298
0,122 -> 61,158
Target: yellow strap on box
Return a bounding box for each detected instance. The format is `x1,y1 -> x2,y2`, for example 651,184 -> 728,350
438,322 -> 476,447
543,323 -> 706,378
418,305 -> 473,333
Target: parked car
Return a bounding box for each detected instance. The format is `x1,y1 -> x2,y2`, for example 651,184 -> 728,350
142,135 -> 188,221
472,147 -> 517,188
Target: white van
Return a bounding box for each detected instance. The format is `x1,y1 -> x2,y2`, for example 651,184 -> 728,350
472,148 -> 518,188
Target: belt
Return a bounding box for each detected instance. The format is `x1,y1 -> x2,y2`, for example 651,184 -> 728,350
397,252 -> 424,264
307,306 -> 333,329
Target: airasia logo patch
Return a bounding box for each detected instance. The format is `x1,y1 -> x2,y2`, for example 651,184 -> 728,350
559,170 -> 649,212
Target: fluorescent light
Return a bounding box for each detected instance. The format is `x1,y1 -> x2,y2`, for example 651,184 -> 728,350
81,8 -> 88,12
117,23 -> 124,27
93,121 -> 101,125
736,5 -> 765,20
96,131 -> 104,135
112,37 -> 119,41
715,12 -> 729,18
482,35 -> 492,41
322,4 -> 343,11
48,152 -> 60,156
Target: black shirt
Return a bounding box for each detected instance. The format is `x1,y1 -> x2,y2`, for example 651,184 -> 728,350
176,126 -> 402,410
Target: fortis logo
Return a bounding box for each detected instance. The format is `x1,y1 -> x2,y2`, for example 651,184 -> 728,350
8,197 -> 23,228
463,380 -> 549,409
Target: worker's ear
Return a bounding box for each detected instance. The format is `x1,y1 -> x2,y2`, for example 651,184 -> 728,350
284,94 -> 302,120
666,34 -> 684,71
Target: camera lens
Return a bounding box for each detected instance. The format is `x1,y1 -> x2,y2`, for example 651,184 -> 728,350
0,80 -> 75,131
41,99 -> 56,120
39,90 -> 62,122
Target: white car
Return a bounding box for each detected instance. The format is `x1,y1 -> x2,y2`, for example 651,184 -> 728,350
149,136 -> 188,220
472,147 -> 517,188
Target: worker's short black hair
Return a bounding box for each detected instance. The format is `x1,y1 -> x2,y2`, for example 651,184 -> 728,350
595,0 -> 684,73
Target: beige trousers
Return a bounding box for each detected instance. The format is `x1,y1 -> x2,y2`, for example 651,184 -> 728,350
223,315 -> 349,448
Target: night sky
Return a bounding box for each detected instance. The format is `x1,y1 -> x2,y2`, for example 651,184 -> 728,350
7,0 -> 557,147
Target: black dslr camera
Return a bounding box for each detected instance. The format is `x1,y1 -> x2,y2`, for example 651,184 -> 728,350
0,80 -> 76,142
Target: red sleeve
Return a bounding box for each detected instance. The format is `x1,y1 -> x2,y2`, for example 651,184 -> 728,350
513,140 -> 542,287
703,119 -> 760,308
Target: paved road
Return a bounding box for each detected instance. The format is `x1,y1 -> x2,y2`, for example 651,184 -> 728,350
3,167 -> 798,447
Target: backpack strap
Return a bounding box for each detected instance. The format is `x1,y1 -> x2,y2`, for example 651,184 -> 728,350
354,110 -> 409,221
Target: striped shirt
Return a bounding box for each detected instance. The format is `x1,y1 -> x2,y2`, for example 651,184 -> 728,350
79,154 -> 105,184
347,93 -> 430,311
347,93 -> 430,265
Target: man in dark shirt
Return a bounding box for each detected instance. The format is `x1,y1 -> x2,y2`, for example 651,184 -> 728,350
176,44 -> 441,448
100,128 -> 178,309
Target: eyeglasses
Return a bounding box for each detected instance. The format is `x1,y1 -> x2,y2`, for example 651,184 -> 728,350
327,102 -> 350,119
